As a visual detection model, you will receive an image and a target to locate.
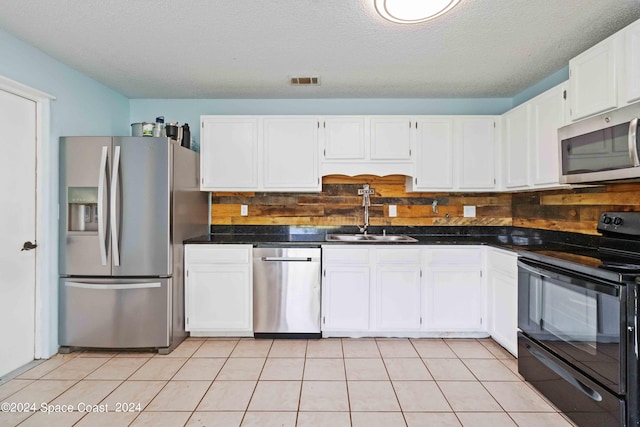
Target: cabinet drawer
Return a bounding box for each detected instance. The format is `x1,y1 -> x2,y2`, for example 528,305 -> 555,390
322,247 -> 369,264
428,247 -> 482,265
185,245 -> 252,264
377,248 -> 421,264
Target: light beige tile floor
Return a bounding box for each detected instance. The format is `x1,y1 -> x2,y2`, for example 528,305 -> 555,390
0,337 -> 577,427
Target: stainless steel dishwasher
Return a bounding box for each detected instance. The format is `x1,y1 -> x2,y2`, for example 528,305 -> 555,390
253,247 -> 321,338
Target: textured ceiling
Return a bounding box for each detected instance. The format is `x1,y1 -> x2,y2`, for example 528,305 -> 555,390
1,0 -> 639,99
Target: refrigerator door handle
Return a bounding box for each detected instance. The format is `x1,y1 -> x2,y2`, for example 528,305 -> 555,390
97,146 -> 108,266
65,281 -> 161,290
110,145 -> 121,266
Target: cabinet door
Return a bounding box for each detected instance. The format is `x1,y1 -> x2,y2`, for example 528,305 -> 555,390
263,117 -> 320,190
370,117 -> 413,160
185,264 -> 252,332
530,84 -> 566,186
200,117 -> 259,190
322,266 -> 370,331
414,118 -> 454,190
375,264 -> 422,330
425,266 -> 483,331
502,106 -> 529,189
569,36 -> 618,121
623,20 -> 640,104
457,118 -> 496,189
323,116 -> 366,160
488,269 -> 518,356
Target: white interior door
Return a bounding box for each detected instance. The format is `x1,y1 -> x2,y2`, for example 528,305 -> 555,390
0,89 -> 37,377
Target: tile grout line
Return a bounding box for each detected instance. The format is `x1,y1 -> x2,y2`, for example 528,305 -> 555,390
294,339 -> 308,426
340,338 -> 354,427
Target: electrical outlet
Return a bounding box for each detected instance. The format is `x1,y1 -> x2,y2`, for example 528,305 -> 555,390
240,205 -> 248,216
463,205 -> 476,218
388,205 -> 397,217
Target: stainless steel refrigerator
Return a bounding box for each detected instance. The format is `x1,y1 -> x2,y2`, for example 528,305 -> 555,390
58,136 -> 208,354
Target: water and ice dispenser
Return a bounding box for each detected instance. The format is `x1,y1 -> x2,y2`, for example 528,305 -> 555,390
67,187 -> 98,231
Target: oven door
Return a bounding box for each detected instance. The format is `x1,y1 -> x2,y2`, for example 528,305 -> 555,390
518,258 -> 625,394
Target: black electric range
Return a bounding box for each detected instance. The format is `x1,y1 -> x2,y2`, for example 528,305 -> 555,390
518,212 -> 640,427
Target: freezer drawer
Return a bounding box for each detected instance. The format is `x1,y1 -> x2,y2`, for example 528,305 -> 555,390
518,333 -> 624,427
59,278 -> 171,349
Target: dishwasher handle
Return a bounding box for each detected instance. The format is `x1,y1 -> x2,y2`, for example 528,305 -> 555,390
260,256 -> 316,262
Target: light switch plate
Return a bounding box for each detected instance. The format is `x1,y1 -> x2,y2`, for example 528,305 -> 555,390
388,205 -> 397,217
463,205 -> 476,218
240,205 -> 248,216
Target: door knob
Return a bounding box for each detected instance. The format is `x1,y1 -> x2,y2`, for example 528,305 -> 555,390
21,241 -> 37,251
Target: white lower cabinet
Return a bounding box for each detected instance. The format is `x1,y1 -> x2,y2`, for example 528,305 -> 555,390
424,266 -> 483,331
375,249 -> 422,331
322,265 -> 371,331
486,248 -> 518,356
424,248 -> 485,333
322,245 -> 488,338
321,247 -> 371,332
184,244 -> 253,336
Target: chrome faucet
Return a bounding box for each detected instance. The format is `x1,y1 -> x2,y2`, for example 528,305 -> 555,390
358,184 -> 375,234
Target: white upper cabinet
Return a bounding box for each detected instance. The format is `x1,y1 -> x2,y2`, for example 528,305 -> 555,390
530,83 -> 567,186
370,117 -> 413,160
569,20 -> 640,121
320,116 -> 414,177
200,115 -> 320,192
622,19 -> 640,104
200,116 -> 259,191
569,34 -> 619,121
322,116 -> 366,160
412,118 -> 454,190
262,117 -> 320,190
409,116 -> 498,192
502,105 -> 530,189
457,117 -> 496,189
567,18 -> 640,118
500,82 -> 568,191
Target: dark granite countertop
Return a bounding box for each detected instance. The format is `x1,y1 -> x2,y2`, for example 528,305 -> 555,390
184,225 -> 602,259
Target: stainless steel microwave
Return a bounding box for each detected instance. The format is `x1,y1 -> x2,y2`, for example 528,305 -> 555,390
559,102 -> 640,184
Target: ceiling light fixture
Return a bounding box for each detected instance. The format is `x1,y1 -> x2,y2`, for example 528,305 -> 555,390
374,0 -> 461,24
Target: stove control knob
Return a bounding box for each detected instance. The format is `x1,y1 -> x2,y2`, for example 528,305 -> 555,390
613,217 -> 623,226
603,216 -> 612,224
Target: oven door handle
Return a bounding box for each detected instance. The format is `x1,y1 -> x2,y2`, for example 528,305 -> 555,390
525,342 -> 603,402
518,259 -> 620,297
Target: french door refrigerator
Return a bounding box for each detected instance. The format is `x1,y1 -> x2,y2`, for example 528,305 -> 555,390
58,137 -> 208,354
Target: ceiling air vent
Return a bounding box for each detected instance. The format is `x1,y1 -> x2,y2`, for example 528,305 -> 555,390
289,76 -> 320,85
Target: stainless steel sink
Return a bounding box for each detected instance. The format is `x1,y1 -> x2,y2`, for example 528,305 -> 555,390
325,233 -> 418,243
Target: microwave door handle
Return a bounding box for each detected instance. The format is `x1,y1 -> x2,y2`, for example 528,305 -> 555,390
630,118 -> 639,167
110,145 -> 121,267
97,146 -> 108,266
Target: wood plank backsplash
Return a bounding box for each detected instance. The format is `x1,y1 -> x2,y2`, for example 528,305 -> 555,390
210,175 -> 513,227
211,177 -> 640,235
512,183 -> 640,235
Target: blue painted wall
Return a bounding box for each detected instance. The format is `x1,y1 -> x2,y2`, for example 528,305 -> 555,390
130,98 -> 514,146
0,25 -> 568,357
130,68 -> 570,145
0,29 -> 130,357
511,67 -> 569,108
